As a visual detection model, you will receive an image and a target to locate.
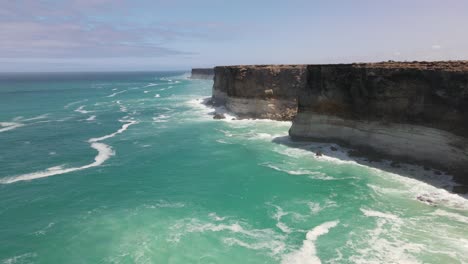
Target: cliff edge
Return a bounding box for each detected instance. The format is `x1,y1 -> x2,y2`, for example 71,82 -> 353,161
212,65 -> 306,120
190,68 -> 214,80
212,61 -> 468,181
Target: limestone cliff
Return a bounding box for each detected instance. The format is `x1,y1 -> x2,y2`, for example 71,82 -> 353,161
190,68 -> 214,80
212,65 -> 307,120
212,61 -> 468,179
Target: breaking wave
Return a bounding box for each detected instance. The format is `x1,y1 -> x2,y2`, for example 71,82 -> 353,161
281,221 -> 339,264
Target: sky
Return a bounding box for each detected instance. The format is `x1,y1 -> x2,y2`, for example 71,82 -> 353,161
1,0 -> 468,71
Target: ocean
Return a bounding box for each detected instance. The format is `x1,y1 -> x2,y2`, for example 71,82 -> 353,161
0,72 -> 467,264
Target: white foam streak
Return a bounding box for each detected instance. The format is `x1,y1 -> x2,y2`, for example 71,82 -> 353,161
0,121 -> 137,184
89,120 -> 137,142
74,105 -> 93,114
64,99 -> 88,109
270,204 -> 293,233
22,114 -> 49,121
360,209 -> 400,220
86,115 -> 96,121
152,115 -> 169,123
146,200 -> 185,209
263,163 -> 335,180
223,237 -> 286,256
281,221 -> 339,264
169,216 -> 286,256
107,89 -> 127,97
0,122 -> 24,133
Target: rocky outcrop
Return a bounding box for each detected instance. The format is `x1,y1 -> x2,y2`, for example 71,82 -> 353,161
290,61 -> 468,178
212,65 -> 307,120
212,61 -> 468,179
190,68 -> 214,80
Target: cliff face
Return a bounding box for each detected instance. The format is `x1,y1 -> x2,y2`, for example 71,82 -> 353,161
290,62 -> 468,176
212,65 -> 307,120
212,61 -> 468,177
190,68 -> 214,80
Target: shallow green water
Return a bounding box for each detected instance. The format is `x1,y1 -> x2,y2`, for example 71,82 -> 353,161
0,72 -> 467,264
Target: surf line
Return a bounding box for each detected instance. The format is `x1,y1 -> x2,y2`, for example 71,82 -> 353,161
0,120 -> 138,184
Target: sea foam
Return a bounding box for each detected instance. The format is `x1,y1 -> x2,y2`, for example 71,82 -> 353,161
281,220 -> 339,264
0,121 -> 137,184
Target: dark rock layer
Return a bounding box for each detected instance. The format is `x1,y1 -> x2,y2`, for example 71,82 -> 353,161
190,68 -> 214,80
300,62 -> 468,137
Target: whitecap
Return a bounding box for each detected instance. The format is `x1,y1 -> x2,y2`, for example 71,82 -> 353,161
107,89 -> 127,98
216,139 -> 233,144
114,100 -> 128,113
0,122 -> 24,133
209,213 -> 226,221
22,114 -> 49,122
64,99 -> 88,109
152,115 -> 169,123
86,115 -> 96,121
145,200 -> 185,209
281,220 -> 339,264
74,105 -> 93,114
1,253 -> 37,264
154,94 -> 160,98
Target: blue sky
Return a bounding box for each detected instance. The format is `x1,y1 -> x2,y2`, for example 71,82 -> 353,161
1,0 -> 467,71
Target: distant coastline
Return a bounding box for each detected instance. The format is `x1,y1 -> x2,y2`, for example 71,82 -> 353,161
190,68 -> 214,80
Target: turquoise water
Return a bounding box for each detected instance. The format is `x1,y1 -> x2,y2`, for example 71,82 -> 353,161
0,72 -> 467,264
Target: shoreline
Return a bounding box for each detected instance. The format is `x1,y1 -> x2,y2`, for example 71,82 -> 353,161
200,97 -> 468,196
209,61 -> 468,193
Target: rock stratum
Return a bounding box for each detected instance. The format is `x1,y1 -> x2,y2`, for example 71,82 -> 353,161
212,61 -> 468,180
212,65 -> 306,120
190,68 -> 214,80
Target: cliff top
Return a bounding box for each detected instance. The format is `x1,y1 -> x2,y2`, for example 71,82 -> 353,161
355,61 -> 468,72
216,61 -> 468,72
